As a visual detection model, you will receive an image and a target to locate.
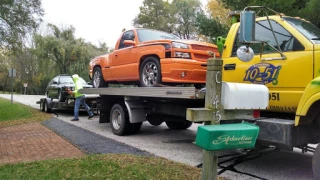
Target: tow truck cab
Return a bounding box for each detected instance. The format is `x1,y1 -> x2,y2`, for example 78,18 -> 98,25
221,8 -> 320,127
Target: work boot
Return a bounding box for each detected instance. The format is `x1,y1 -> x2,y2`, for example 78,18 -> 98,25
88,114 -> 94,119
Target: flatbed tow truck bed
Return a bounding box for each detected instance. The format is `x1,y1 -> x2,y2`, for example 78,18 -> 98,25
37,94 -> 100,114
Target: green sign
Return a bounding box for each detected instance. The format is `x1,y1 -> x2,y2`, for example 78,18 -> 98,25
195,123 -> 259,151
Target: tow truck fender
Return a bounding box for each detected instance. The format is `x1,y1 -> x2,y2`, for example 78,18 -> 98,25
295,77 -> 320,125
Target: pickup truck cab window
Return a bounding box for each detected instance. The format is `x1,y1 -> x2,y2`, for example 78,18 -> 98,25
119,30 -> 135,49
137,29 -> 179,42
232,20 -> 304,56
284,17 -> 320,44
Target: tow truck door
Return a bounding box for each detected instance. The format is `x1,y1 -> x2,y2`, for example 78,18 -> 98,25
223,19 -> 313,113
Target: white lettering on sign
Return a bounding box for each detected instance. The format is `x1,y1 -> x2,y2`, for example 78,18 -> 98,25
212,95 -> 221,123
212,135 -> 253,145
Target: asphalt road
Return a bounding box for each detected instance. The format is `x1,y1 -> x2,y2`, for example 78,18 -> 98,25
0,94 -> 317,180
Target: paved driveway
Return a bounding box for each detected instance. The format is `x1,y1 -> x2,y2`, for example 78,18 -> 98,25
0,94 -> 317,180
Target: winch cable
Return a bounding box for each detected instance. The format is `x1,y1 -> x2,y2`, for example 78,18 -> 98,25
196,147 -> 277,180
220,147 -> 276,179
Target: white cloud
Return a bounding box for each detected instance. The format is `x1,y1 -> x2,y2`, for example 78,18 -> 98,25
42,0 -> 208,48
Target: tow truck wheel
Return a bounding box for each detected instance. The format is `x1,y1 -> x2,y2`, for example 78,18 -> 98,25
313,143 -> 320,179
139,57 -> 162,87
92,67 -> 108,88
110,104 -> 132,136
148,120 -> 163,126
165,120 -> 192,130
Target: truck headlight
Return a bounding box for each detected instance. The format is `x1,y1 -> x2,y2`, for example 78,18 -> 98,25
172,42 -> 189,49
175,52 -> 191,58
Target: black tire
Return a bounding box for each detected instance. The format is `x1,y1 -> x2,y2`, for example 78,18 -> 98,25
110,104 -> 132,136
165,120 -> 193,130
148,120 -> 163,126
40,100 -> 45,111
92,67 -> 108,88
139,57 -> 162,87
131,122 -> 143,134
44,100 -> 52,113
58,89 -> 65,102
313,143 -> 320,179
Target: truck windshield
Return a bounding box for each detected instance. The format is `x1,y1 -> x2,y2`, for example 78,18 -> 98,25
137,29 -> 180,42
284,17 -> 320,44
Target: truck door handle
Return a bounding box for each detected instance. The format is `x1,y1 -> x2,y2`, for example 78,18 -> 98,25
224,64 -> 236,70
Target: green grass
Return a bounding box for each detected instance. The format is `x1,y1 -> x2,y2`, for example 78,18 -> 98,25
0,98 -> 226,180
0,98 -> 33,121
0,97 -> 52,127
0,154 -> 207,180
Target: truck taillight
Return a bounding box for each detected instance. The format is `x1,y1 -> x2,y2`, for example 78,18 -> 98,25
253,110 -> 260,118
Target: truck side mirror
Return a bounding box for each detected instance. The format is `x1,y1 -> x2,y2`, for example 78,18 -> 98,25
239,10 -> 256,43
237,10 -> 256,62
123,40 -> 136,46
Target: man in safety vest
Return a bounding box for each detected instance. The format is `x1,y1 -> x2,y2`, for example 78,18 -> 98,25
69,74 -> 94,121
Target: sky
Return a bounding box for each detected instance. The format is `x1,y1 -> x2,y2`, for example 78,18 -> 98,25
41,0 -> 208,49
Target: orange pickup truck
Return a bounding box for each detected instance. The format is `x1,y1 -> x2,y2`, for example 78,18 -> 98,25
89,28 -> 219,87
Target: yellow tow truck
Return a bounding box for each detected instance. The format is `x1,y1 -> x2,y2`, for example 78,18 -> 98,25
217,6 -> 320,178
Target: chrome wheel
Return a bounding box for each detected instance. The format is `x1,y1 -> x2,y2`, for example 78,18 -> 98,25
142,62 -> 158,86
93,70 -> 101,88
111,109 -> 122,131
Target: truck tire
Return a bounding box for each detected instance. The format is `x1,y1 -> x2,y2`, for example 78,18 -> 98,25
313,143 -> 320,179
58,89 -> 65,102
110,104 -> 132,136
146,114 -> 163,126
165,120 -> 193,130
44,100 -> 52,113
139,57 -> 162,87
92,67 -> 108,88
40,100 -> 45,111
148,120 -> 163,126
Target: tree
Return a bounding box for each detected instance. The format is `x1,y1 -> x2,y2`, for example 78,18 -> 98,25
195,10 -> 229,43
133,0 -> 203,39
34,24 -> 80,75
171,0 -> 202,39
207,0 -> 230,26
133,0 -> 175,33
302,0 -> 320,27
33,23 -> 111,89
217,0 -> 320,27
0,49 -> 10,93
0,0 -> 44,49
